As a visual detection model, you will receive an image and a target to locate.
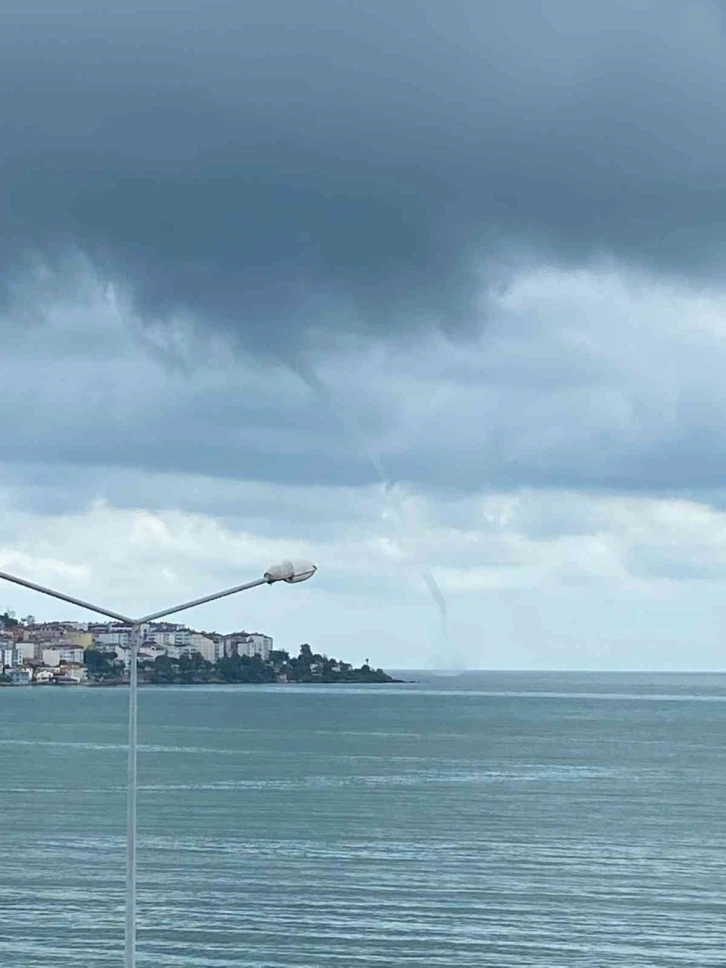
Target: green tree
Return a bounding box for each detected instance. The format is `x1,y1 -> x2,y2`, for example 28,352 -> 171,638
177,652 -> 213,684
84,649 -> 117,680
148,654 -> 179,684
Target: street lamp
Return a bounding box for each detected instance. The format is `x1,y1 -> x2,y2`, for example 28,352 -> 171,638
0,558 -> 317,968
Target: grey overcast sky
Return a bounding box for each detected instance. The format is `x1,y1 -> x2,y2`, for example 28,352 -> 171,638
3,1 -> 726,669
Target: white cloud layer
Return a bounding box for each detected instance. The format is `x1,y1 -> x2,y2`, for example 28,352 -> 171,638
2,479 -> 726,670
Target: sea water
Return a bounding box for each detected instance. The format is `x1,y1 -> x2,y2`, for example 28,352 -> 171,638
1,672 -> 725,966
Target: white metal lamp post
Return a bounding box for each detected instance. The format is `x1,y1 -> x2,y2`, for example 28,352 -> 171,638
0,558 -> 317,968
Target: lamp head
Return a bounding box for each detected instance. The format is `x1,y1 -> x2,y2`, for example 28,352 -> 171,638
264,559 -> 317,584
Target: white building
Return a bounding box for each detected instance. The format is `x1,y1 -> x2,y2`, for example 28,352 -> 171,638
187,634 -> 218,663
94,626 -> 133,647
221,633 -> 273,660
176,638 -> 215,663
1,646 -> 19,669
93,623 -> 192,648
144,625 -> 192,648
42,647 -> 84,668
235,633 -> 273,661
248,633 -> 273,660
16,642 -> 37,662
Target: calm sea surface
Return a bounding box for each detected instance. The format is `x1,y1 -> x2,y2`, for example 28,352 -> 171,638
1,672 -> 726,966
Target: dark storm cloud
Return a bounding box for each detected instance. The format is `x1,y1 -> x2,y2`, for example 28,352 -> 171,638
2,0 -> 726,347
7,264 -> 726,501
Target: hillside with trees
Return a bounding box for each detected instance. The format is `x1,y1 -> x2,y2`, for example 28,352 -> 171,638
85,644 -> 399,686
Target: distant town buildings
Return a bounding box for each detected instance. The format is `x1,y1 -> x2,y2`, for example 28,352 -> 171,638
0,612 -> 275,685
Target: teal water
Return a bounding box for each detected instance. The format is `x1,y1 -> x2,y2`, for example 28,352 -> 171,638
1,672 -> 726,966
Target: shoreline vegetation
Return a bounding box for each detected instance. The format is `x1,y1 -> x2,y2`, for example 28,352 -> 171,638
83,643 -> 401,687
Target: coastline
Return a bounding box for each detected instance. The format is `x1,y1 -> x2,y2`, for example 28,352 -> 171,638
1,630 -> 403,688
11,676 -> 407,688
89,674 -> 406,687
